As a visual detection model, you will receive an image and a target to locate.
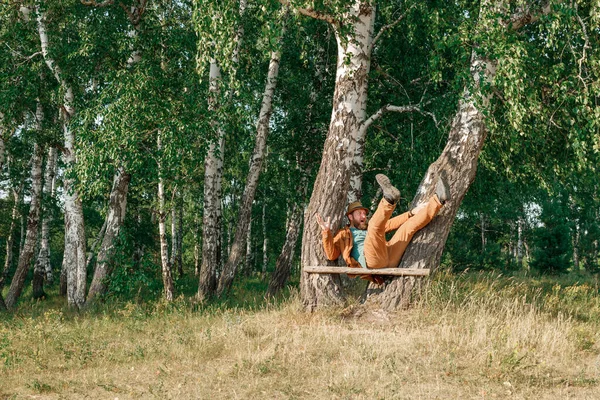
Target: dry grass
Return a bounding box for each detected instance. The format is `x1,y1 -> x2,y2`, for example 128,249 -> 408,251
1,272 -> 600,399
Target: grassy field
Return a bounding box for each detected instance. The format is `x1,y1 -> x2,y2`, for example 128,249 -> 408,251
1,271 -> 600,399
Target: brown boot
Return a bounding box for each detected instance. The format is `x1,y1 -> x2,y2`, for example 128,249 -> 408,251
376,174 -> 400,205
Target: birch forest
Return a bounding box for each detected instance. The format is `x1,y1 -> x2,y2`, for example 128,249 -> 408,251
1,0 -> 599,312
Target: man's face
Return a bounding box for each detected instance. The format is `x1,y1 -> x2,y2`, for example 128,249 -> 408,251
348,209 -> 368,230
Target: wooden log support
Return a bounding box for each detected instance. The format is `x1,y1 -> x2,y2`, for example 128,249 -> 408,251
304,266 -> 430,276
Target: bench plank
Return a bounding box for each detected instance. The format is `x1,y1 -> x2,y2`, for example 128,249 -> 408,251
304,266 -> 430,276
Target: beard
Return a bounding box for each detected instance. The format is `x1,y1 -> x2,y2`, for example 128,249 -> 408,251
351,220 -> 368,230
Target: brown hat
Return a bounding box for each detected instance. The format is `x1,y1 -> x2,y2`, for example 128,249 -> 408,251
346,201 -> 369,216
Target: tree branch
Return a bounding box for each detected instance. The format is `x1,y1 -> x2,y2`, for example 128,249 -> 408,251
506,1 -> 552,31
81,0 -> 114,6
278,0 -> 338,26
361,100 -> 438,135
370,3 -> 416,51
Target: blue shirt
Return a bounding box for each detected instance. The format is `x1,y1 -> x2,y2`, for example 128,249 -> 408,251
349,227 -> 367,268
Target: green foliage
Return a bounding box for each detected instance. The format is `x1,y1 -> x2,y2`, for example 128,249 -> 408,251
527,191 -> 573,274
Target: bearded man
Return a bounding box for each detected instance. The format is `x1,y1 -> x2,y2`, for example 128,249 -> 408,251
316,174 -> 450,282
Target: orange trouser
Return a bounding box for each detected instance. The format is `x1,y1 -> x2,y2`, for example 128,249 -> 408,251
364,196 -> 443,269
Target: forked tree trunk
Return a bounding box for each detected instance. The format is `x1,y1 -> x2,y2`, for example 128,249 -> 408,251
362,1 -> 549,310
157,133 -> 175,302
217,26 -> 285,295
267,202 -> 303,296
86,168 -> 131,302
34,146 -> 57,286
299,1 -> 375,310
363,64 -> 494,310
6,143 -> 43,309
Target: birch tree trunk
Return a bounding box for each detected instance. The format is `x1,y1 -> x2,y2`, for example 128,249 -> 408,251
267,202 -> 303,296
262,202 -> 268,279
363,1 -> 550,310
157,132 -> 175,302
299,1 -> 375,310
86,168 -> 131,302
32,103 -> 50,300
194,214 -> 200,276
36,2 -> 87,308
198,0 -> 247,300
6,143 -> 44,309
217,34 -> 284,294
517,217 -> 524,267
34,146 -> 57,286
198,59 -> 224,300
170,192 -> 183,277
245,218 -> 252,275
85,1 -> 145,304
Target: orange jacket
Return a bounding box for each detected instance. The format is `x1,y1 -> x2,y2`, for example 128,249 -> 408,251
321,211 -> 411,268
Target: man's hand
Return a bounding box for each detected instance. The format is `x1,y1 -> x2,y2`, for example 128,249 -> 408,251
411,202 -> 426,216
316,214 -> 331,232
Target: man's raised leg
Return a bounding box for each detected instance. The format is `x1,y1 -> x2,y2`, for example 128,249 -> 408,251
363,174 -> 400,269
364,198 -> 396,269
385,195 -> 443,268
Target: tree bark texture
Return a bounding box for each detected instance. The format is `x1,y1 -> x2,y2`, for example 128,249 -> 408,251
87,168 -> 131,302
32,103 -> 49,300
198,60 -> 224,301
267,202 -> 303,296
300,1 -> 375,310
34,146 -> 57,287
262,202 -> 268,279
217,34 -> 284,295
37,2 -> 87,308
157,133 -> 175,302
6,143 -> 43,309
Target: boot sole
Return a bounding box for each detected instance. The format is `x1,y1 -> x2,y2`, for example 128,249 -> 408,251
375,174 -> 400,203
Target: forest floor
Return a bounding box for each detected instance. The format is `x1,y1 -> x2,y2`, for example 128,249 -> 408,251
1,271 -> 600,399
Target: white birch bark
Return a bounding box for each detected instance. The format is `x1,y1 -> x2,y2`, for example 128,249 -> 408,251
34,146 -> 57,285
245,217 -> 252,275
198,59 -> 224,300
157,132 -> 175,302
199,0 -> 247,300
194,214 -> 200,276
262,202 -> 268,279
36,1 -> 87,308
217,25 -> 285,294
298,1 -> 376,309
6,143 -> 44,308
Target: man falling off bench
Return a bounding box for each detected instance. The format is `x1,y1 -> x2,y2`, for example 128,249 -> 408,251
316,174 -> 450,284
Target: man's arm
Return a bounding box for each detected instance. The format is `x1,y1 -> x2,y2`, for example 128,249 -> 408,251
317,214 -> 341,260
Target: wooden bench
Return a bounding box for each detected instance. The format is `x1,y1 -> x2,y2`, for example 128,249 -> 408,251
305,266 -> 430,276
